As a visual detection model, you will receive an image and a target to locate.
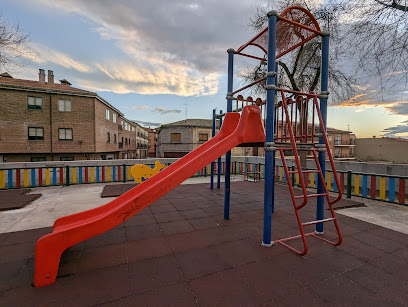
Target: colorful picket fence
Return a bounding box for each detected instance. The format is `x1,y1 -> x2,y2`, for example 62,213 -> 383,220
273,166 -> 407,206
1,161 -> 406,206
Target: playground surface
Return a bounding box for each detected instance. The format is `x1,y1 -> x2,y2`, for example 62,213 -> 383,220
0,180 -> 407,305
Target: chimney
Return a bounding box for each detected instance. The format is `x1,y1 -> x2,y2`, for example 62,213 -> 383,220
39,69 -> 45,83
48,70 -> 54,84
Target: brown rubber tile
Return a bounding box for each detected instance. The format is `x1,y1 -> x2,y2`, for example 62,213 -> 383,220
100,183 -> 138,198
125,223 -> 163,241
126,236 -> 172,263
0,181 -> 407,306
175,246 -> 231,279
159,220 -> 194,236
106,282 -> 197,306
0,189 -> 41,211
189,269 -> 262,306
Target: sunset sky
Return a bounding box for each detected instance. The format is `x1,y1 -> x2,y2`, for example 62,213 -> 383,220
2,0 -> 408,138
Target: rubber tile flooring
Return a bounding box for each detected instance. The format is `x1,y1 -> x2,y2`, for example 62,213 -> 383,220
0,189 -> 42,211
0,182 -> 407,306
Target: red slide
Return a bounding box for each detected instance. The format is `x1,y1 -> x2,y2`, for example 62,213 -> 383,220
34,106 -> 265,287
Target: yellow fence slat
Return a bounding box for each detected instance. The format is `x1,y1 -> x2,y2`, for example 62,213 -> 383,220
295,173 -> 299,185
107,167 -> 111,182
24,169 -> 29,187
90,167 -> 95,182
72,167 -> 76,184
0,170 -> 4,189
326,172 -> 332,190
380,177 -> 386,199
46,168 -> 50,185
279,167 -> 283,181
354,174 -> 359,195
128,166 -> 132,180
310,173 -> 315,188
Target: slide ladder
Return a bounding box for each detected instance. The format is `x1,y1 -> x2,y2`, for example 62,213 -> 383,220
273,89 -> 343,255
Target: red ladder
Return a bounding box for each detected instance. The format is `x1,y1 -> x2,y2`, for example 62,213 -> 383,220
273,89 -> 343,256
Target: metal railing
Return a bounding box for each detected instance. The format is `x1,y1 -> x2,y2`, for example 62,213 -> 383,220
0,159 -> 406,207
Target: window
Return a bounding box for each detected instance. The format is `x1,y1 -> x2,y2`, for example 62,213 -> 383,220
28,127 -> 44,140
114,134 -> 117,144
125,123 -> 128,130
334,135 -> 341,146
107,132 -> 111,143
106,109 -> 110,120
58,99 -> 72,112
31,157 -> 46,162
113,113 -> 116,123
125,138 -> 128,145
59,128 -> 73,140
199,133 -> 208,142
171,133 -> 181,142
329,136 -> 333,141
60,156 -> 74,161
28,96 -> 43,109
121,120 -> 123,127
132,126 -> 135,132
336,148 -> 341,156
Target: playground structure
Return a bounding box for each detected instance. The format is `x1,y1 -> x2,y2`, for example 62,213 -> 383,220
33,6 -> 342,287
210,6 -> 343,254
130,160 -> 166,183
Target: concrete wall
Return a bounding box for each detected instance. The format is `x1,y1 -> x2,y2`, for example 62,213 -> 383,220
355,138 -> 408,164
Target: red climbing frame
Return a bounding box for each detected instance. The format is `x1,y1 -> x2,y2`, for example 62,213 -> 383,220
273,89 -> 343,255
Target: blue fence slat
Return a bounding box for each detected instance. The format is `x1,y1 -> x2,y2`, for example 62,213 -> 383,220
283,170 -> 286,183
53,168 -> 57,185
8,170 -> 13,188
79,167 -> 83,183
389,177 -> 395,202
96,167 -> 100,182
31,169 -> 36,187
113,166 -> 116,181
362,175 -> 368,197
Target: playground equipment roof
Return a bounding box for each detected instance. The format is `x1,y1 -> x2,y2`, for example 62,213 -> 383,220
236,6 -> 322,61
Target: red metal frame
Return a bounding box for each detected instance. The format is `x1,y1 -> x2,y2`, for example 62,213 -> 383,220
273,89 -> 343,255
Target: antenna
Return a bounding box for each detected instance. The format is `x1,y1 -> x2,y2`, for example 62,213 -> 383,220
184,102 -> 188,119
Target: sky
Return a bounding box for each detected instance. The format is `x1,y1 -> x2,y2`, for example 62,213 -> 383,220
1,0 -> 408,138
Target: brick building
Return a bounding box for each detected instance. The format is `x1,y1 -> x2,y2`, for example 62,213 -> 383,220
157,119 -> 215,158
147,128 -> 158,158
0,70 -> 148,162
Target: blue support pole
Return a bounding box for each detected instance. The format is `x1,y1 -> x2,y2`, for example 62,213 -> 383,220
262,11 -> 278,247
224,49 -> 234,220
217,110 -> 223,189
316,33 -> 330,233
210,109 -> 216,189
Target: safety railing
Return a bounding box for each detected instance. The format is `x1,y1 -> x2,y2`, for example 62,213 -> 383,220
1,160 -> 406,206
0,162 -> 213,190
274,165 -> 407,206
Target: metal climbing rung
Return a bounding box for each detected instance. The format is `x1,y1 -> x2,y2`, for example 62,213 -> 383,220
272,89 -> 343,256
294,193 -> 327,199
302,218 -> 335,226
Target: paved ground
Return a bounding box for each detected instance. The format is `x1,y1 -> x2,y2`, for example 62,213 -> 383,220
0,180 -> 407,306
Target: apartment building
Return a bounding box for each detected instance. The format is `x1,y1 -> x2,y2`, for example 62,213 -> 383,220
0,70 -> 148,162
147,128 -> 158,158
157,119 -> 216,158
327,128 -> 356,159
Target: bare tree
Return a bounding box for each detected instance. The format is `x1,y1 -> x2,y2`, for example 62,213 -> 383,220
343,0 -> 408,95
0,13 -> 30,71
244,0 -> 408,102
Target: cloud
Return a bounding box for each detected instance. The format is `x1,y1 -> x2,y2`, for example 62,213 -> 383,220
382,121 -> 408,137
130,105 -> 150,110
131,119 -> 161,127
153,107 -> 182,114
36,0 -> 255,96
14,42 -> 91,73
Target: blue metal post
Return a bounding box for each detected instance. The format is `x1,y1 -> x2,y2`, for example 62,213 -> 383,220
224,49 -> 234,219
262,11 -> 278,247
210,109 -> 216,189
316,33 -> 330,233
217,110 -> 223,189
